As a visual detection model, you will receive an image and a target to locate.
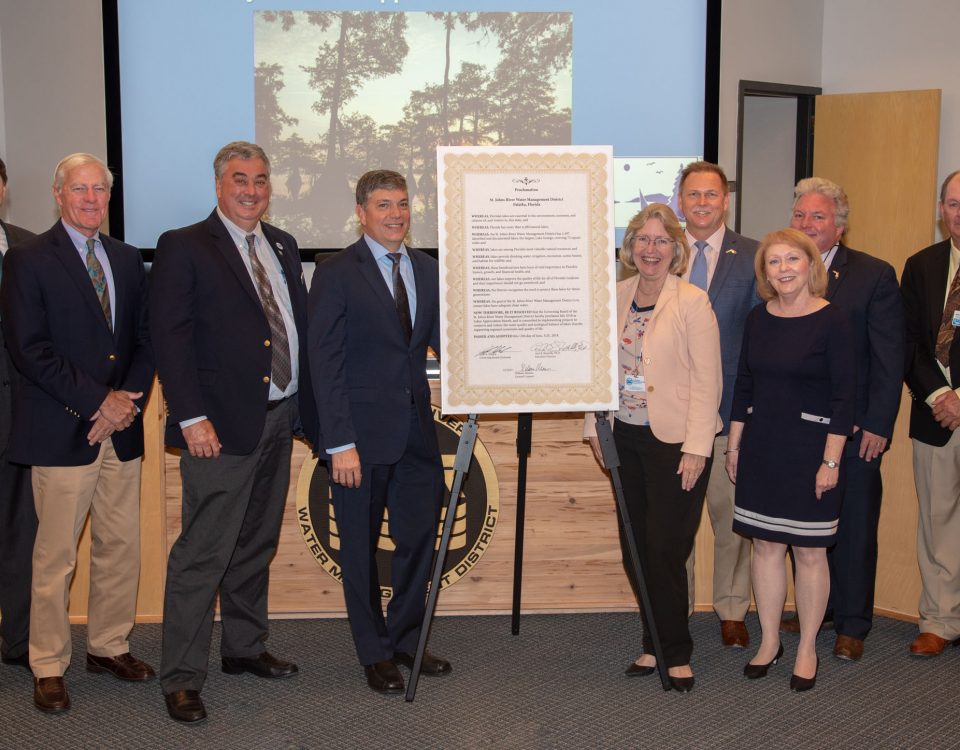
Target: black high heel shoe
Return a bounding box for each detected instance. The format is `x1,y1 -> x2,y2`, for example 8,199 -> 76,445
790,656 -> 818,692
743,642 -> 784,679
624,659 -> 656,677
668,675 -> 695,692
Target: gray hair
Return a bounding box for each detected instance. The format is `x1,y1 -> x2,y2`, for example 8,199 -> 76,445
53,153 -> 113,192
793,176 -> 849,231
213,141 -> 271,180
355,170 -> 407,206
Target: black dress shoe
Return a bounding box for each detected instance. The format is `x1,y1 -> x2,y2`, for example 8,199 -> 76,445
744,643 -> 784,679
87,652 -> 156,681
34,677 -> 70,713
393,650 -> 452,676
2,652 -> 31,673
365,660 -> 404,693
165,690 -> 207,723
668,675 -> 695,693
790,657 -> 818,692
624,660 -> 656,677
221,651 -> 298,678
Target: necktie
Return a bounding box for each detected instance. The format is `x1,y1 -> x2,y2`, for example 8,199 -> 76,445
387,252 -> 413,342
85,238 -> 112,332
246,234 -> 292,390
936,265 -> 960,367
689,240 -> 708,291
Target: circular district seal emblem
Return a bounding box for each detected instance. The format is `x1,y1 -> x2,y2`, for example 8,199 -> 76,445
296,407 -> 499,599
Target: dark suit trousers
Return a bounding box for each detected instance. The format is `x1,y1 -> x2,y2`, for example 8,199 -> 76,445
0,456 -> 35,659
827,430 -> 883,640
160,399 -> 294,694
613,420 -> 709,667
331,407 -> 443,665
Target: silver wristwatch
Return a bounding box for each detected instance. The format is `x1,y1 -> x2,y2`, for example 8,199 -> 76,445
822,459 -> 838,469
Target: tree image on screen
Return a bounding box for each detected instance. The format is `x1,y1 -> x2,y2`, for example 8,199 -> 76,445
255,11 -> 572,248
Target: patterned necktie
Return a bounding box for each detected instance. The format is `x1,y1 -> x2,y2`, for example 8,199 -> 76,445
85,238 -> 112,332
246,234 -> 292,390
689,240 -> 708,291
387,252 -> 413,343
936,265 -> 960,367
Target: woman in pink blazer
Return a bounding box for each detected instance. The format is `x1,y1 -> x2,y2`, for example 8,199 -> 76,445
585,203 -> 722,692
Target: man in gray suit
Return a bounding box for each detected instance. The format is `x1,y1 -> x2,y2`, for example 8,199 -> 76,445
0,156 -> 37,671
679,161 -> 760,648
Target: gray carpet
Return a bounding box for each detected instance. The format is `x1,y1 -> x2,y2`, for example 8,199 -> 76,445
1,613 -> 958,750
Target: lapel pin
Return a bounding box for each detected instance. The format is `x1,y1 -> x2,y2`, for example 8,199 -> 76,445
833,270 -> 839,279
725,248 -> 736,254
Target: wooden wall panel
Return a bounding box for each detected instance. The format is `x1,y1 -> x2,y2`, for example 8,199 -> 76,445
813,89 -> 941,620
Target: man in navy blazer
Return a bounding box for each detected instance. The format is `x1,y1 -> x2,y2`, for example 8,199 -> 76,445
782,177 -> 904,661
308,169 -> 448,694
0,153 -> 155,713
901,169 -> 960,657
0,156 -> 37,673
151,142 -> 316,723
679,162 -> 760,649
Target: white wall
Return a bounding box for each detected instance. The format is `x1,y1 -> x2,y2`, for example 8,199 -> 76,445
718,0 -> 824,190
822,0 -> 959,230
0,0 -> 107,231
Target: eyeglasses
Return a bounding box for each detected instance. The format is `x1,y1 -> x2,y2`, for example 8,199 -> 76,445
632,235 -> 674,250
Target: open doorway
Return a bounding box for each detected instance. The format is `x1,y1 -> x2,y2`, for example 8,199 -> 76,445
735,80 -> 820,239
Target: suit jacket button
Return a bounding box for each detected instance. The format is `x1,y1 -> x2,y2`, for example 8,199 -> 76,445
644,357 -> 651,365
108,354 -> 117,361
263,376 -> 270,384
647,385 -> 655,393
264,339 -> 271,347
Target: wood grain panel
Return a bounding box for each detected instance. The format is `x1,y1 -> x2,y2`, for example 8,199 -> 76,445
814,89 -> 941,621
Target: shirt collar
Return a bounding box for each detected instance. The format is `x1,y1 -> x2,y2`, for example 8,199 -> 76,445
684,224 -> 726,254
61,219 -> 101,253
217,207 -> 263,249
364,234 -> 408,262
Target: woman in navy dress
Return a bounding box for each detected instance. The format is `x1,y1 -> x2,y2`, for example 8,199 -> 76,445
725,228 -> 855,692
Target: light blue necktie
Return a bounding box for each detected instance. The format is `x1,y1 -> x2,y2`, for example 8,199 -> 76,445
690,240 -> 708,291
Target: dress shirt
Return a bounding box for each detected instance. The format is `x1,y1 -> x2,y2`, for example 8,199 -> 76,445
325,235 -> 418,457
365,234 -> 418,324
217,208 -> 299,401
926,240 -> 960,403
820,243 -> 839,270
62,220 -> 116,330
682,225 -> 725,288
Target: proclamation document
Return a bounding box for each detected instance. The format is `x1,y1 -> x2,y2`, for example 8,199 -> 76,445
437,146 -> 619,414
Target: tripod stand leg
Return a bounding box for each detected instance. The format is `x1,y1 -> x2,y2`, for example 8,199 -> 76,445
594,412 -> 671,691
405,414 -> 479,702
511,412 -> 533,634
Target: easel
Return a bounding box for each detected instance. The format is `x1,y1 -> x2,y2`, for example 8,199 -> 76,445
405,410 -> 670,700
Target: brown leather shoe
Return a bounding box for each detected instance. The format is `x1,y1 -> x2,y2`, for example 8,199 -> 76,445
164,689 -> 206,723
720,620 -> 749,648
833,634 -> 864,661
86,652 -> 156,681
393,650 -> 452,675
909,632 -> 951,657
34,676 -> 70,713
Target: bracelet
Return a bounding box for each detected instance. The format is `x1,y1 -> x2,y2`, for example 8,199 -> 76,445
724,448 -> 740,454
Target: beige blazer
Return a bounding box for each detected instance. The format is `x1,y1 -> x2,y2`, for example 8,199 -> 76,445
584,273 -> 723,457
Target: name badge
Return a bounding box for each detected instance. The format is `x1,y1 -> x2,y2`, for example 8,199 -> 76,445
952,310 -> 960,327
625,374 -> 646,392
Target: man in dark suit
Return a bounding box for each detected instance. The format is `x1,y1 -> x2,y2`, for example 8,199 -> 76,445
151,141 -> 316,723
901,169 -> 960,657
780,177 -> 904,661
308,169 -> 449,694
0,153 -> 155,713
0,156 -> 37,672
679,161 -> 760,649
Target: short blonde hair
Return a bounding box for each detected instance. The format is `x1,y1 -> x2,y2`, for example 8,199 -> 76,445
754,228 -> 828,301
619,203 -> 689,276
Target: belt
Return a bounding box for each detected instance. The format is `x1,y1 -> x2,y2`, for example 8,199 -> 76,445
267,396 -> 292,411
